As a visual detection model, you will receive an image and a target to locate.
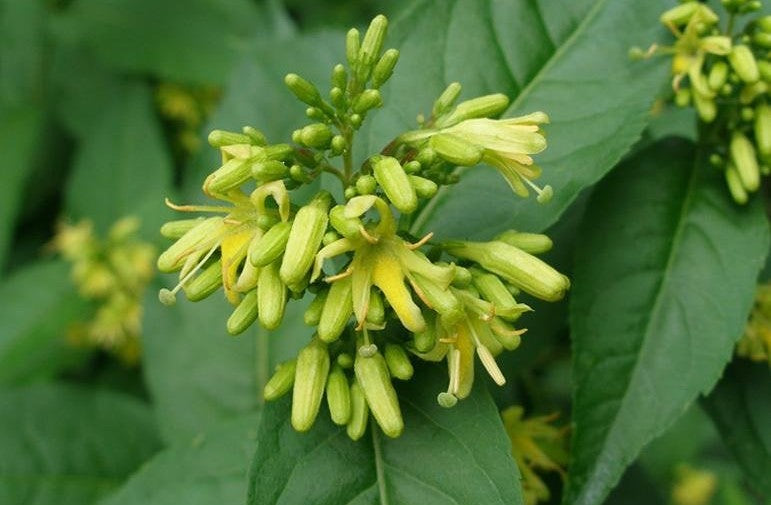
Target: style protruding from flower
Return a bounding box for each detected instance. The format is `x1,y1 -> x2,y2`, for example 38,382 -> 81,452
157,14 -> 570,439
638,0 -> 771,204
53,217 -> 155,363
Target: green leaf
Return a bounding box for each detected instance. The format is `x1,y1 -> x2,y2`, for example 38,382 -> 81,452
0,383 -> 161,505
0,0 -> 47,108
0,260 -> 90,385
0,107 -> 43,273
141,288 -> 308,445
98,414 -> 259,505
65,81 -> 173,239
248,365 -> 523,505
566,138 -> 770,505
51,0 -> 291,85
363,0 -> 670,238
702,360 -> 771,497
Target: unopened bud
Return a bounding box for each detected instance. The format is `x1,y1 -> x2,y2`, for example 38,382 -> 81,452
251,160 -> 288,182
346,28 -> 360,68
730,131 -> 760,191
353,89 -> 383,114
490,318 -> 524,351
729,45 -> 760,83
409,175 -> 438,198
332,64 -> 347,90
204,158 -> 251,194
331,135 -> 347,155
660,2 -> 701,25
257,261 -> 286,330
346,380 -> 369,440
264,359 -> 296,401
372,155 -> 418,213
471,268 -> 526,321
242,126 -> 267,146
355,174 -> 377,195
755,104 -> 771,157
326,365 -> 351,425
429,133 -> 484,166
329,204 -> 362,239
759,61 -> 771,82
403,160 -> 421,173
384,344 -> 413,380
708,61 -> 729,90
439,93 -> 510,126
300,123 -> 333,148
160,218 -> 204,240
291,339 -> 330,432
366,289 -> 385,325
184,259 -> 223,301
693,92 -> 717,123
432,82 -> 462,117
758,15 -> 771,32
372,48 -> 400,88
495,230 -> 553,254
280,191 -> 331,286
249,221 -> 291,267
354,351 -> 403,438
284,73 -> 322,105
304,290 -> 327,326
208,129 -> 252,147
349,113 -> 362,129
318,276 -> 353,342
726,165 -> 749,204
411,273 -> 463,326
226,291 -> 259,335
753,32 -> 771,48
359,15 -> 388,73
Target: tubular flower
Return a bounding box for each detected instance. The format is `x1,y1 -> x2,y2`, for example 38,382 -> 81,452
399,112 -> 553,202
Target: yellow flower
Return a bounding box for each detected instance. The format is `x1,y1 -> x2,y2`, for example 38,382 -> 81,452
671,465 -> 717,505
737,283 -> 771,363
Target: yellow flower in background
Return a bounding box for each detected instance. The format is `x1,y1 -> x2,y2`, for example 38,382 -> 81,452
737,283 -> 771,363
671,465 -> 717,505
502,406 -> 569,505
53,216 -> 155,364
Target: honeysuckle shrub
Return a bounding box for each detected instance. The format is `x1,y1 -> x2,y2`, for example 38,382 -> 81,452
0,1 -> 769,505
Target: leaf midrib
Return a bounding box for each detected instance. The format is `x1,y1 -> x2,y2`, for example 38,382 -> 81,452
574,154 -> 701,505
410,0 -> 610,235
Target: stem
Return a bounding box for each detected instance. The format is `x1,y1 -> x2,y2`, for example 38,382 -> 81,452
726,13 -> 735,38
343,127 -> 354,184
371,420 -> 390,505
256,327 -> 269,406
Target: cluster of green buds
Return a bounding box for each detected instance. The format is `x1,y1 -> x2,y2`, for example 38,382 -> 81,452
737,282 -> 771,363
638,0 -> 771,203
157,15 -> 569,439
52,217 -> 155,363
501,406 -> 569,505
155,82 -> 220,155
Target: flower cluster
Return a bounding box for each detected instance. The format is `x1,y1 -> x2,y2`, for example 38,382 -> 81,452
502,406 -> 569,505
53,217 -> 155,363
737,282 -> 771,362
157,15 -> 569,439
640,0 -> 771,204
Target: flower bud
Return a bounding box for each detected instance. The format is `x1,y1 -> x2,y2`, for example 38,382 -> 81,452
331,63 -> 347,91
242,126 -> 267,146
708,61 -> 729,90
659,2 -> 701,25
725,165 -> 749,204
257,261 -> 286,330
346,28 -> 360,68
353,89 -> 383,114
471,268 -> 525,321
331,135 -> 347,155
495,230 -> 553,254
758,15 -> 771,32
408,175 -> 438,198
291,339 -> 330,432
326,364 -> 351,425
403,160 -> 421,173
372,48 -> 399,88
303,290 -> 327,327
346,380 -> 369,441
693,92 -> 716,123
755,104 -> 771,157
249,221 -> 291,267
318,276 -> 353,342
300,123 -> 333,148
183,259 -> 223,301
251,160 -> 288,182
160,218 -> 204,239
265,143 -> 293,161
226,290 -> 259,335
446,240 -> 569,302
355,174 -> 377,195
372,155 -> 418,213
411,273 -> 463,325
236,259 -> 260,292
674,88 -> 691,108
429,133 -> 484,166
264,359 -> 296,401
358,15 -> 388,73
280,191 -> 331,287
329,205 -> 362,239
204,158 -> 251,194
753,32 -> 771,48
439,93 -> 510,126
384,344 -> 413,380
730,132 -> 760,192
729,45 -> 760,83
208,129 -> 252,147
490,318 -> 524,351
284,73 -> 322,105
432,82 -> 462,117
158,217 -> 223,272
354,351 -> 403,438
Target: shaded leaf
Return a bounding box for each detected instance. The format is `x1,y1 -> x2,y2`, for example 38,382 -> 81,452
99,414 -> 260,505
702,360 -> 771,498
567,138 -> 769,505
248,365 -> 523,505
0,384 -> 161,505
0,260 -> 90,385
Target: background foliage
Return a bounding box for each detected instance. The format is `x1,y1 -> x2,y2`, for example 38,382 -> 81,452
0,0 -> 768,504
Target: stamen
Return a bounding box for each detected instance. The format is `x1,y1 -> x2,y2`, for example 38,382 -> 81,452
407,232 -> 434,250
358,225 -> 379,244
324,267 -> 353,282
158,242 -> 220,306
164,197 -> 233,214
